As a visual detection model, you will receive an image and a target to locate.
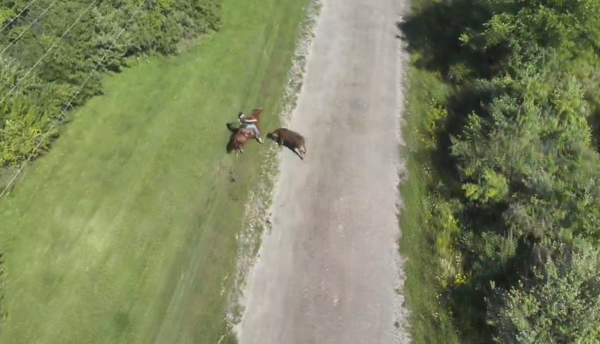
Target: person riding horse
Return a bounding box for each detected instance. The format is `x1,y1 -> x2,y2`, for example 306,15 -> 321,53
238,112 -> 263,144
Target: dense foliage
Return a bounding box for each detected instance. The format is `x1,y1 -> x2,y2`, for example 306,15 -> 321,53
0,0 -> 221,167
402,0 -> 600,342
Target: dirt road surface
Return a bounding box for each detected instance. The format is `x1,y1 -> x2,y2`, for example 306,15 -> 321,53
236,0 -> 410,342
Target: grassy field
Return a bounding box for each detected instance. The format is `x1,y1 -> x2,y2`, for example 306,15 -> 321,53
0,0 -> 308,341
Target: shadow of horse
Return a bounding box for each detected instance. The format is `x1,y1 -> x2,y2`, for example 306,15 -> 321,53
266,132 -> 304,160
225,122 -> 243,153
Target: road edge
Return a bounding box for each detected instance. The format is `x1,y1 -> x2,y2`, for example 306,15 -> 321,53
392,4 -> 414,343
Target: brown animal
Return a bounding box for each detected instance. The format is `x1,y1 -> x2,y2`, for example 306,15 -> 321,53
231,128 -> 253,153
267,128 -> 306,160
226,108 -> 263,155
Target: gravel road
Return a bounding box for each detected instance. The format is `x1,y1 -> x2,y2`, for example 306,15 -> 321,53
236,0 -> 410,341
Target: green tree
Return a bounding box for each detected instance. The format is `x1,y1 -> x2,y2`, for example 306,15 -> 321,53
0,0 -> 222,167
487,240 -> 600,344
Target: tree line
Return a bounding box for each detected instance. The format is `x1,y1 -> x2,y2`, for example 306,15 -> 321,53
0,0 -> 221,168
402,0 -> 600,342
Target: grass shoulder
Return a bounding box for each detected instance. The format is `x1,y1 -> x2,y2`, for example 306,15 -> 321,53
397,0 -> 465,340
399,54 -> 460,343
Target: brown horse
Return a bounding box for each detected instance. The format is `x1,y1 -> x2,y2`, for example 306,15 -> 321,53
226,107 -> 263,154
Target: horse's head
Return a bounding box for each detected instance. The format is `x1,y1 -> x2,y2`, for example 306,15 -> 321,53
250,108 -> 263,132
250,108 -> 263,119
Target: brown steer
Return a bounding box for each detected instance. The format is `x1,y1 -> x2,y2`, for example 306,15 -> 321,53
267,128 -> 306,160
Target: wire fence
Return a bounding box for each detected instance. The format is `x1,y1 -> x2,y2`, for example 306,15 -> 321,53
0,0 -> 148,199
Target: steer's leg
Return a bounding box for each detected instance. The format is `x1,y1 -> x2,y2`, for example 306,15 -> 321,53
294,147 -> 303,160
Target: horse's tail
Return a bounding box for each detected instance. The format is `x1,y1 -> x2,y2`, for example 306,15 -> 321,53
226,122 -> 238,134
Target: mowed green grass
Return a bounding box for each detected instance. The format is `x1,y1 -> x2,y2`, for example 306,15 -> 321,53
0,0 -> 308,342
